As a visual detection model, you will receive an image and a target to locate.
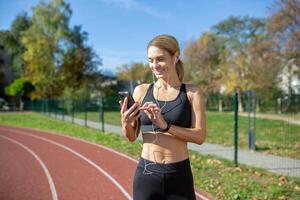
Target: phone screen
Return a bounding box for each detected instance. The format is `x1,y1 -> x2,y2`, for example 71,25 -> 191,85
118,91 -> 135,109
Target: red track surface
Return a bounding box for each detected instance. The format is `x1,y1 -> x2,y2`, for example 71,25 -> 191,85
0,125 -> 214,200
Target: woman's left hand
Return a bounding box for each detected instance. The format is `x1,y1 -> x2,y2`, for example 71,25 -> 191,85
140,101 -> 167,130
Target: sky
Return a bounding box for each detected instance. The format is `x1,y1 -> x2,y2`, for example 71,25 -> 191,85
0,0 -> 275,75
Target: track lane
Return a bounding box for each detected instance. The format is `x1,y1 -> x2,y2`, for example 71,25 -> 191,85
0,127 -> 128,200
0,136 -> 55,200
0,125 -> 214,200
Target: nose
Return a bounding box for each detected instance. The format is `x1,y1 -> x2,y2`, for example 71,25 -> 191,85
153,60 -> 160,68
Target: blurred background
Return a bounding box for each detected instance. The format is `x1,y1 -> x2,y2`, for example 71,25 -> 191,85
1,0 -> 300,199
0,0 -> 299,110
1,0 -> 299,157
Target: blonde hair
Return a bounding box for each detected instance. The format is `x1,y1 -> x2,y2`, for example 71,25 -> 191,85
147,34 -> 184,81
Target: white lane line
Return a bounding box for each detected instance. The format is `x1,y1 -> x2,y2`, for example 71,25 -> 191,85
2,128 -> 132,200
1,126 -> 210,200
195,192 -> 210,200
0,135 -> 58,200
35,130 -> 210,199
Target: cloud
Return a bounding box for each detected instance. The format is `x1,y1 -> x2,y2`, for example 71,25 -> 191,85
100,0 -> 171,20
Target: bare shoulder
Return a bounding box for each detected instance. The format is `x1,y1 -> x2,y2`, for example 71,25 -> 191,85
133,83 -> 151,103
185,83 -> 204,101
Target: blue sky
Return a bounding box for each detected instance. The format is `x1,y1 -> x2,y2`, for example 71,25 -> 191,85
0,0 -> 275,75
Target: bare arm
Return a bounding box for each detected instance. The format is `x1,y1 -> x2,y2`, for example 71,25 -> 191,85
167,86 -> 206,144
120,84 -> 147,142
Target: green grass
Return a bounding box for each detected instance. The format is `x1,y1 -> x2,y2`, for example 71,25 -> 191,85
75,110 -> 300,159
0,112 -> 299,199
206,112 -> 300,160
259,111 -> 300,121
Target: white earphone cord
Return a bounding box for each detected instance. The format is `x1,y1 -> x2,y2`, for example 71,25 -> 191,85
136,74 -> 174,174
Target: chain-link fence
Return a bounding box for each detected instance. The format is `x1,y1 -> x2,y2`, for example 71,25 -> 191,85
24,93 -> 300,177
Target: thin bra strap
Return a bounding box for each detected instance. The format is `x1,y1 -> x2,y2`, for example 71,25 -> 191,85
142,83 -> 154,103
181,83 -> 186,93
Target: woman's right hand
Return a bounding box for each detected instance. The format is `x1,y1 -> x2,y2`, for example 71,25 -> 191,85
120,97 -> 140,128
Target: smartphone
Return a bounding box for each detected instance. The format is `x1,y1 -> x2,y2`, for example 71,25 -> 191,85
118,91 -> 135,109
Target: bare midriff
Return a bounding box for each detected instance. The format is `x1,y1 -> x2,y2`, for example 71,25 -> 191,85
141,131 -> 189,164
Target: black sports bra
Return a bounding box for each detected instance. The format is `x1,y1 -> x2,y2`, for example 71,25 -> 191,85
140,83 -> 192,132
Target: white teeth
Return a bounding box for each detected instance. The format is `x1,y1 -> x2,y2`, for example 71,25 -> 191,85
154,70 -> 164,74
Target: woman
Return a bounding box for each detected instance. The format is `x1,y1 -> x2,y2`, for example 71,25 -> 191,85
120,34 -> 206,200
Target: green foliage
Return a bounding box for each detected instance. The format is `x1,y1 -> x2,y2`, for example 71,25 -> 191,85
17,0 -> 102,99
212,16 -> 269,93
58,25 -> 102,95
0,12 -> 31,76
5,78 -> 34,97
21,0 -> 71,99
181,16 -> 280,112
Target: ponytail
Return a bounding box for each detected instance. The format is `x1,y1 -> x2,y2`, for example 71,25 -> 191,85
175,59 -> 184,81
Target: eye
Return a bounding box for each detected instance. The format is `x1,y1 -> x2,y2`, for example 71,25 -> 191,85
157,57 -> 164,62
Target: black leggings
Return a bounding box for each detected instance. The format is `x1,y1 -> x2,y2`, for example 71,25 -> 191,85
133,157 -> 196,200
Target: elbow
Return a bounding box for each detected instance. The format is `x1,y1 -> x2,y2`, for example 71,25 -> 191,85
122,126 -> 137,142
195,129 -> 206,145
127,136 -> 136,142
124,131 -> 136,142
123,132 -> 136,143
195,138 -> 205,145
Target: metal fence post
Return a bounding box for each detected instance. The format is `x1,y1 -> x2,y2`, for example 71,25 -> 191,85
50,99 -> 53,117
46,99 -> 49,116
54,100 -> 57,119
84,98 -> 87,127
233,92 -> 239,166
247,90 -> 256,151
99,96 -> 105,132
253,91 -> 256,151
72,99 -> 74,124
62,98 -> 65,121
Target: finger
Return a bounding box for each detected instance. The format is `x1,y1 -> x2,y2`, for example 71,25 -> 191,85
141,103 -> 158,111
121,97 -> 128,113
141,101 -> 155,109
123,103 -> 139,120
143,101 -> 153,106
143,110 -> 153,120
153,107 -> 161,113
128,107 -> 140,118
151,108 -> 156,119
127,102 -> 138,114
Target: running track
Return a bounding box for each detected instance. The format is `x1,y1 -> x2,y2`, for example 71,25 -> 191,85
0,125 -> 214,200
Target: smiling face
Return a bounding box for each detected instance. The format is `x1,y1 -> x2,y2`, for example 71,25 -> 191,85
148,46 -> 177,80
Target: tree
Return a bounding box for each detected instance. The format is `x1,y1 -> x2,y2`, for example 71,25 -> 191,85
268,0 -> 300,95
22,0 -> 72,98
247,36 -> 281,99
213,16 -> 268,111
183,32 -> 227,94
0,12 -> 31,76
5,79 -> 34,110
117,62 -> 152,92
0,13 -> 31,98
58,25 -> 102,98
